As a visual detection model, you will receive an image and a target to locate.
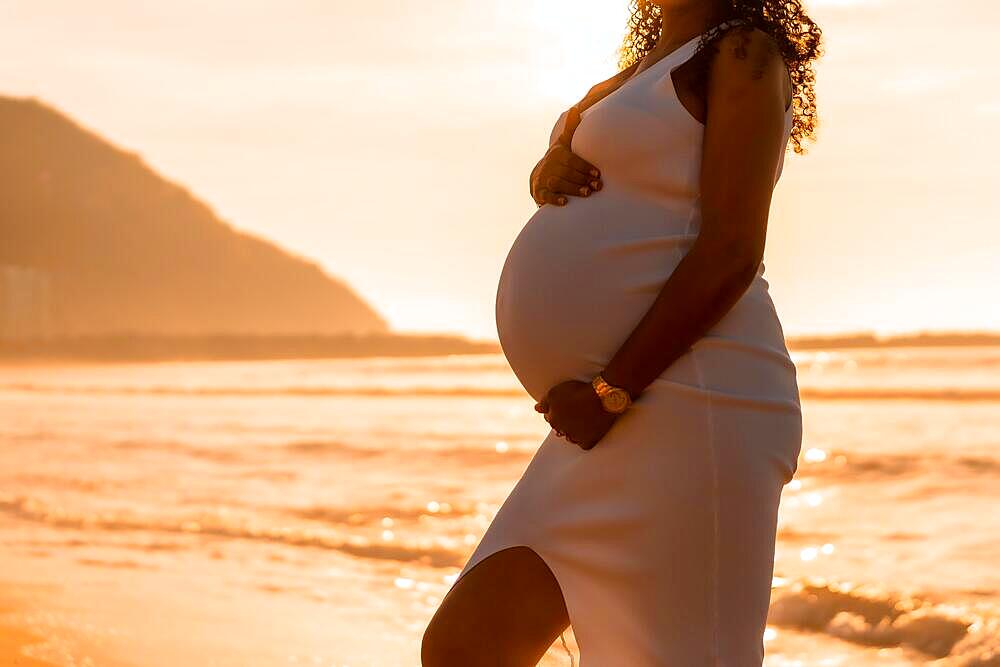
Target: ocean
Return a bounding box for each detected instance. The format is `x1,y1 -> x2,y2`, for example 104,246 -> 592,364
0,347 -> 998,666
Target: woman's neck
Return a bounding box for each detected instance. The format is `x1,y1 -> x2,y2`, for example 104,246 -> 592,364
651,2 -> 728,57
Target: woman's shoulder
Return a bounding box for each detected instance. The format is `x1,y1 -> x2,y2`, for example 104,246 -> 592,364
709,23 -> 786,74
704,23 -> 790,104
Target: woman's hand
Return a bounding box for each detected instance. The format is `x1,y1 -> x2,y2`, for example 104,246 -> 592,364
534,380 -> 618,450
530,107 -> 603,207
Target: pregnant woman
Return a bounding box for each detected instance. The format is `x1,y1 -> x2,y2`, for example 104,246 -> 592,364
424,1 -> 821,665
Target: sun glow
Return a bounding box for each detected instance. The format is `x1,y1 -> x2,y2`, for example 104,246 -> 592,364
525,0 -> 631,102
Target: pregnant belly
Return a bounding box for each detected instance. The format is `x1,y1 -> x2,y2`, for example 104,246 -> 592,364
496,192 -> 693,400
495,191 -> 800,408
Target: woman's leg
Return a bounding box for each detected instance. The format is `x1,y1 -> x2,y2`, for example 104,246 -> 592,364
422,546 -> 570,666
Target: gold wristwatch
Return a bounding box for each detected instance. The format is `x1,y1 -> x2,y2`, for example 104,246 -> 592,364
592,374 -> 632,414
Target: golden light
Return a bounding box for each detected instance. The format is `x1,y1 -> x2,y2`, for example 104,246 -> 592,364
394,577 -> 415,590
804,447 -> 828,463
805,492 -> 823,507
525,0 -> 630,102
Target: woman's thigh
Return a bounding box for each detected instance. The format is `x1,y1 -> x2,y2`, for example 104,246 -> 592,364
422,546 -> 570,666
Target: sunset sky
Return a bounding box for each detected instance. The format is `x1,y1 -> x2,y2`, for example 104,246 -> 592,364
4,0 -> 998,339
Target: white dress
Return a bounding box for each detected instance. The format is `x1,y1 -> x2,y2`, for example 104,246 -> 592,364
455,20 -> 803,666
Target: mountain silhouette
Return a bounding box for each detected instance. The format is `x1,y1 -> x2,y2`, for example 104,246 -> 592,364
0,96 -> 386,337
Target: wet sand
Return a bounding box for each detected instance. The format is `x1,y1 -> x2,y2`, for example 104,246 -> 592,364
0,603 -> 57,667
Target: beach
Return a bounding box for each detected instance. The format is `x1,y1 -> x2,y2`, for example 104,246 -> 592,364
0,611 -> 57,667
1,347 -> 998,666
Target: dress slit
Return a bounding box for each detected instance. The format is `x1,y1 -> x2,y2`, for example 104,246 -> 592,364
448,543 -> 580,664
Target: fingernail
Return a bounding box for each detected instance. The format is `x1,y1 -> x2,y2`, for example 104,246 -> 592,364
558,197 -> 567,205
590,180 -> 599,189
579,187 -> 589,196
590,169 -> 599,177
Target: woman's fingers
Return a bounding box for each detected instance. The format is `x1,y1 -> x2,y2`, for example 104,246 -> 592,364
551,163 -> 595,188
541,146 -> 593,184
533,404 -> 586,447
540,156 -> 602,196
545,175 -> 591,198
556,148 -> 601,181
537,398 -> 567,436
535,187 -> 567,206
550,147 -> 599,184
532,142 -> 602,205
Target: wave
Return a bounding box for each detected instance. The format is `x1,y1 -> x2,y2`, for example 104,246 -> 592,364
292,500 -> 483,526
2,382 -> 529,398
792,449 -> 1000,482
0,495 -> 468,568
793,346 -> 1000,369
798,387 -> 1000,402
768,578 -> 1000,665
108,438 -> 532,469
7,382 -> 1000,402
112,438 -> 251,463
337,357 -> 511,374
111,437 -> 380,464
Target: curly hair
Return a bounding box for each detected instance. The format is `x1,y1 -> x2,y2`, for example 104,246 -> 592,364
618,0 -> 822,154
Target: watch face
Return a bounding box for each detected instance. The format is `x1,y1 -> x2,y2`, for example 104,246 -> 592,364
603,388 -> 630,413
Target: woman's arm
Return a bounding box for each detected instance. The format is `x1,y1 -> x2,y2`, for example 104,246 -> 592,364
601,27 -> 791,398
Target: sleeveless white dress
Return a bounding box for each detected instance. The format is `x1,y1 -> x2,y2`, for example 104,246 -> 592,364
454,20 -> 803,666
